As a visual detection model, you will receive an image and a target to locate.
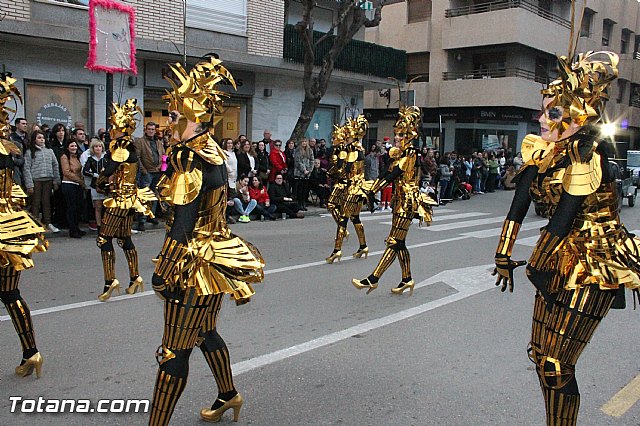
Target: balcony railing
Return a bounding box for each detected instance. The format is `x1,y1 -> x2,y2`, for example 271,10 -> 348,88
283,24 -> 407,80
443,67 -> 548,83
445,0 -> 571,29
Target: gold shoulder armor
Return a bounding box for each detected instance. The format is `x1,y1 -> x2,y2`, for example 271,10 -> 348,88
166,149 -> 203,205
347,150 -> 359,162
338,150 -> 348,160
562,141 -> 602,196
521,134 -> 548,164
397,154 -> 415,171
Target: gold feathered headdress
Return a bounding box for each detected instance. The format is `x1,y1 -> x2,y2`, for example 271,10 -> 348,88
109,98 -> 141,162
163,58 -> 236,127
345,115 -> 368,142
394,105 -> 422,150
331,124 -> 346,145
0,76 -> 22,156
541,51 -> 618,131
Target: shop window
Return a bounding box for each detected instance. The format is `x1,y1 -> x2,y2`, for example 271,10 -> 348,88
580,9 -> 595,38
25,82 -> 92,132
407,52 -> 430,82
602,19 -> 615,47
407,0 -> 432,24
621,29 -> 632,54
306,105 -> 339,144
187,0 -> 247,35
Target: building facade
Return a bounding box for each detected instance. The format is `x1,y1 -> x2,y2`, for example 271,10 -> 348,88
0,0 -> 399,142
364,0 -> 640,156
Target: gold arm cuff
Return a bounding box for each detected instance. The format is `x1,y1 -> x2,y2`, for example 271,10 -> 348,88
496,220 -> 521,256
528,229 -> 563,269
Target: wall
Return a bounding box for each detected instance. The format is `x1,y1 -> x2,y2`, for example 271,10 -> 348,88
247,0 -> 285,57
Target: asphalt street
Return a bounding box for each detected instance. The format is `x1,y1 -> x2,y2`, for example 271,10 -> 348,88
0,190 -> 639,425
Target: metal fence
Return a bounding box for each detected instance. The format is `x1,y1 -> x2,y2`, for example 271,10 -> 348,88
445,0 -> 571,29
283,24 -> 407,80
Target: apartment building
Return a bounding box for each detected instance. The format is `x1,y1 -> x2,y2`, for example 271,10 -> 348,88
364,0 -> 640,155
0,0 -> 400,141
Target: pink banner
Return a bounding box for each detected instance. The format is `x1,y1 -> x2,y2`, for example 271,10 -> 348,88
86,0 -> 137,75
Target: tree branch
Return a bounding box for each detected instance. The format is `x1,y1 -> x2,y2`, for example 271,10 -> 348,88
314,1 -> 359,46
363,0 -> 386,27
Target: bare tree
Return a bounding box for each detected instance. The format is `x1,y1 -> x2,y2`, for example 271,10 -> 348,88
290,0 -> 387,141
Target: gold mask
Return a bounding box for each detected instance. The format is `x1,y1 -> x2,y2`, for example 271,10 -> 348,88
109,98 -> 141,162
394,105 -> 421,150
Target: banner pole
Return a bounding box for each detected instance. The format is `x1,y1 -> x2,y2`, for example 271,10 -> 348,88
105,72 -> 113,144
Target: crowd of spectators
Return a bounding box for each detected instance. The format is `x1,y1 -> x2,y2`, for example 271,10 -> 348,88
7,117 -> 522,233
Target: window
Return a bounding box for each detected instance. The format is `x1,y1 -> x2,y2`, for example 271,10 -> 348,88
187,0 -> 247,35
630,84 -> 640,108
580,9 -> 595,38
25,82 -> 92,132
39,0 -> 88,8
621,29 -> 632,54
400,90 -> 415,106
616,80 -> 626,104
635,35 -> 640,59
407,52 -> 430,82
602,19 -> 615,47
407,0 -> 432,24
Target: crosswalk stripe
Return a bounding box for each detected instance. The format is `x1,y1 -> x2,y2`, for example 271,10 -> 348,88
461,220 -> 547,238
420,216 -> 506,232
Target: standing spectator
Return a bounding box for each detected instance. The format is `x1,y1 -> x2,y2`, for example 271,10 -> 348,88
284,139 -> 296,185
40,123 -> 50,141
249,176 -> 277,220
134,122 -> 164,229
232,175 -> 257,223
268,139 -> 287,182
480,151 -> 489,193
268,173 -> 304,218
23,130 -> 60,233
317,138 -> 327,158
255,140 -> 270,185
309,158 -> 330,208
73,128 -> 89,153
513,151 -> 523,171
438,156 -> 453,204
60,141 -> 86,238
486,153 -> 500,192
364,145 -> 380,181
82,139 -> 107,230
293,138 -> 314,211
26,123 -> 41,146
308,138 -> 318,158
236,140 -> 256,178
9,117 -> 27,187
223,138 -> 238,193
261,129 -> 275,153
49,123 -> 69,228
463,155 -> 473,183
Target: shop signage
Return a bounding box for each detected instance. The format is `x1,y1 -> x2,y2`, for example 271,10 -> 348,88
144,61 -> 255,96
36,103 -> 73,128
365,107 -> 536,123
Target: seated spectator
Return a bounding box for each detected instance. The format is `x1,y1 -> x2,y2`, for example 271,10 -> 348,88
502,165 -> 517,190
268,173 -> 304,219
233,175 -> 257,223
309,158 -> 330,208
249,176 -> 277,220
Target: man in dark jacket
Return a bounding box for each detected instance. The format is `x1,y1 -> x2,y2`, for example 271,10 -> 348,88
133,122 -> 164,229
267,173 -> 303,219
9,117 -> 27,186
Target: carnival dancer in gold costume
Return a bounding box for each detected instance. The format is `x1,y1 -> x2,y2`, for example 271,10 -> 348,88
493,43 -> 640,424
0,75 -> 48,377
149,58 -> 264,426
326,115 -> 370,263
352,105 -> 436,295
96,99 -> 156,302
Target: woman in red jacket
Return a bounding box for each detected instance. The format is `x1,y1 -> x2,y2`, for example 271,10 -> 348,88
249,176 -> 277,220
268,140 -> 287,182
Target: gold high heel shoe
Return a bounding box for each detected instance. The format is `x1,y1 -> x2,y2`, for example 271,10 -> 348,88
352,247 -> 369,259
352,278 -> 378,295
15,352 -> 43,378
98,279 -> 121,302
326,250 -> 342,264
125,276 -> 144,294
200,393 -> 244,423
391,280 -> 415,296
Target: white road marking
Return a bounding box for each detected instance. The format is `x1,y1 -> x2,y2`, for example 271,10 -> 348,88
232,264 -> 495,375
418,216 -> 506,232
601,374 -> 640,417
0,235 -> 469,322
461,220 -> 547,239
516,236 -> 539,247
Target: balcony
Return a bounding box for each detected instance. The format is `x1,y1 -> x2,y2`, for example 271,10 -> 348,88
442,1 -> 571,55
439,71 -> 542,110
283,24 -> 407,80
